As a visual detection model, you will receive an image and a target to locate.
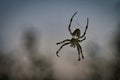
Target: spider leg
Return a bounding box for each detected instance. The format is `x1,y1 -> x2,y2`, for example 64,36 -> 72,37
79,37 -> 86,42
78,43 -> 84,59
68,11 -> 78,35
56,42 -> 71,57
80,18 -> 89,38
77,45 -> 81,61
56,39 -> 71,45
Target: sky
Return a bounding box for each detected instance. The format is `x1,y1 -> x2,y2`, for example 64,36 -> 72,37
0,0 -> 119,59
0,0 -> 120,80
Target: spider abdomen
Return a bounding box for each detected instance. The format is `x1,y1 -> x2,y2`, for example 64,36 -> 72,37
70,38 -> 78,48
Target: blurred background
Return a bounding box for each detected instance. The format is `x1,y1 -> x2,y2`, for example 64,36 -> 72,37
0,0 -> 120,80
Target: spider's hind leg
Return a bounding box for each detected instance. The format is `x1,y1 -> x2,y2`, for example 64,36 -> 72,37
77,45 -> 81,61
78,43 -> 84,59
56,42 -> 71,57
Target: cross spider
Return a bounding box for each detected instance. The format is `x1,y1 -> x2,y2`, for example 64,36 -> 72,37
56,12 -> 89,61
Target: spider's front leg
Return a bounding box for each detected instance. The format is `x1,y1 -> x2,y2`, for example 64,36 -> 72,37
80,18 -> 89,38
56,42 -> 71,57
56,39 -> 71,45
68,11 -> 77,35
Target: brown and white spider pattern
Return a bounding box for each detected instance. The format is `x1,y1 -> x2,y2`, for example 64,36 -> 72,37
56,12 -> 89,61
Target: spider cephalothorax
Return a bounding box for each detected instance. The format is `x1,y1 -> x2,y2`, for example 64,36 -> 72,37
72,28 -> 80,39
56,12 -> 89,61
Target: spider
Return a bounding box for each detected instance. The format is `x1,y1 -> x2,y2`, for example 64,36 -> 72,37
56,11 -> 89,61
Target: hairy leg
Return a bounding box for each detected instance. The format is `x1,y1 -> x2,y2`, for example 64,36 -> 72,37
79,37 -> 86,42
56,42 -> 71,57
78,43 -> 84,59
77,45 -> 81,61
80,18 -> 89,38
56,39 -> 71,45
68,11 -> 78,35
